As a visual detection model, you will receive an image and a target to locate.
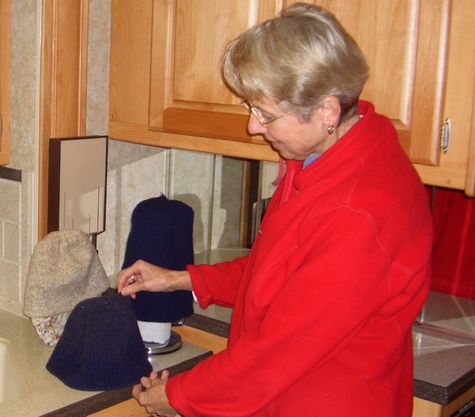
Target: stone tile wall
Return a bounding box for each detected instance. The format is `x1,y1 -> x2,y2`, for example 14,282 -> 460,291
0,178 -> 21,305
0,168 -> 34,315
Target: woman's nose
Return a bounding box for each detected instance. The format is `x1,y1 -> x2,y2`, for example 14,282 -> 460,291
247,114 -> 268,135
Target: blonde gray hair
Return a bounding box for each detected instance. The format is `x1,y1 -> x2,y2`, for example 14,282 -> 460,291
222,3 -> 369,123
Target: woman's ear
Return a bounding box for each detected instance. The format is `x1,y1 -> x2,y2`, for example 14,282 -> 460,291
318,96 -> 341,127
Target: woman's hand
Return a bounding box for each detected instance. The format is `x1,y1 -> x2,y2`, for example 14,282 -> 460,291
117,259 -> 192,298
132,370 -> 177,416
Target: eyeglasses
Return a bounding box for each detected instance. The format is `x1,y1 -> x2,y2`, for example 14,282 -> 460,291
242,100 -> 283,127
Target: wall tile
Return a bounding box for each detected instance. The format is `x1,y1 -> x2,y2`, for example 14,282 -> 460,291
169,150 -> 215,254
0,171 -> 34,314
0,260 -> 20,303
0,179 -> 21,222
97,146 -> 168,277
211,156 -> 243,248
169,150 -> 245,254
3,221 -> 19,262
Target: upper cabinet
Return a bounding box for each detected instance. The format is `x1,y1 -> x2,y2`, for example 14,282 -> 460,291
110,0 -> 278,160
314,0 -> 475,195
315,0 -> 448,166
413,0 -> 475,194
0,0 -> 11,166
109,0 -> 475,195
149,1 -> 276,143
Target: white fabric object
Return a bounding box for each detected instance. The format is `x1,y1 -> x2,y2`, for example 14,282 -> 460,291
137,320 -> 171,345
31,312 -> 70,346
24,230 -> 109,317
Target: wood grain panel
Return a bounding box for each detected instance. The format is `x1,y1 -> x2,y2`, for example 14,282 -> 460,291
109,0 -> 153,126
173,325 -> 227,354
311,0 -> 449,166
109,120 -> 278,161
88,398 -> 149,417
414,0 -> 475,193
467,96 -> 475,196
109,0 -> 475,192
38,0 -> 89,238
413,397 -> 444,417
149,0 -> 281,141
163,108 -> 252,141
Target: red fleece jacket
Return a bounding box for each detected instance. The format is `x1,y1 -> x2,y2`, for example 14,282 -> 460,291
166,101 -> 432,417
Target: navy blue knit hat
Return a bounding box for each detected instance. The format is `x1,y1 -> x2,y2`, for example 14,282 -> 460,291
46,294 -> 152,391
122,195 -> 194,322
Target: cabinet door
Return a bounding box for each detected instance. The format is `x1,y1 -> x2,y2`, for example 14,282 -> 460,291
415,0 -> 475,195
302,0 -> 449,166
0,0 -> 11,165
149,0 -> 449,165
109,1 -> 153,129
149,0 -> 279,145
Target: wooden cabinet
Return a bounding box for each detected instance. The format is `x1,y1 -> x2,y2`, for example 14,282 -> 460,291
110,0 -> 278,160
38,0 -> 89,238
313,0 -> 475,195
0,0 -> 10,166
307,0 -> 448,167
413,0 -> 475,194
109,0 -> 475,195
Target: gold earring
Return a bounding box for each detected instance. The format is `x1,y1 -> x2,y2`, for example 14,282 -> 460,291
327,125 -> 335,134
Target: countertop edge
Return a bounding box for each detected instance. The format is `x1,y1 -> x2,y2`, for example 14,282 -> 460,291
414,380 -> 448,405
38,351 -> 212,417
184,313 -> 230,338
415,367 -> 475,405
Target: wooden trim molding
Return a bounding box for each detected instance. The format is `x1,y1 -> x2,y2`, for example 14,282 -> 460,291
109,120 -> 279,162
163,108 -> 253,142
38,0 -> 89,238
466,92 -> 475,196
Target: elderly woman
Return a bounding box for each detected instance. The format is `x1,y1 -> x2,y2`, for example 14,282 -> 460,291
118,3 -> 432,417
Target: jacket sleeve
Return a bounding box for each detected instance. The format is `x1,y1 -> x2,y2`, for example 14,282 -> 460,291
188,255 -> 248,308
166,206 -> 430,417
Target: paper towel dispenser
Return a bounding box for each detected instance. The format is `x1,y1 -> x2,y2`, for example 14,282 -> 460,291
48,136 -> 108,235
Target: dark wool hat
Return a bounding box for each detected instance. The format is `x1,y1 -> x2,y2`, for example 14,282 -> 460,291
122,195 -> 194,322
46,294 -> 152,391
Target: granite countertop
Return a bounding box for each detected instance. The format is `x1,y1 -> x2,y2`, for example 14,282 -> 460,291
0,308 -> 211,417
189,312 -> 475,407
0,289 -> 473,416
44,311 -> 475,415
37,314 -> 228,417
413,324 -> 475,404
191,291 -> 475,407
412,291 -> 475,405
192,289 -> 475,407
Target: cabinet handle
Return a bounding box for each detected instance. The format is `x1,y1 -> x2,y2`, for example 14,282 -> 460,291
440,117 -> 451,154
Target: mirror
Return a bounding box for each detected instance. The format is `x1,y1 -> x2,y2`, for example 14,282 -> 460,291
167,150 -> 279,322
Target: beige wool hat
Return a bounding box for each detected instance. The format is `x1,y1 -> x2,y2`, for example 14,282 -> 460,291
23,230 -> 110,318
